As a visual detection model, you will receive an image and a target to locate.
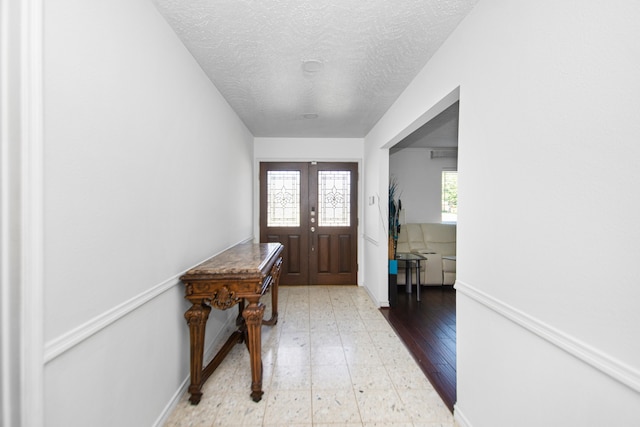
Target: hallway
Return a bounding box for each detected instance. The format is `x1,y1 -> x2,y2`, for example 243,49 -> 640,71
164,285 -> 454,426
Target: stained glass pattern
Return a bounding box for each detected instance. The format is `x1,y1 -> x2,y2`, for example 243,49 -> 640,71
267,171 -> 300,227
318,171 -> 350,227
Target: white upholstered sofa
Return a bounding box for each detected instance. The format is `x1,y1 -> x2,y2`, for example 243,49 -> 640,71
396,223 -> 456,286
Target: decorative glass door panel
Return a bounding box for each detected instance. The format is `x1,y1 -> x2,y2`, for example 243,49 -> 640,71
267,171 -> 300,227
318,171 -> 350,227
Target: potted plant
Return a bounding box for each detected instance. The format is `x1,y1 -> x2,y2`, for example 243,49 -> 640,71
389,177 -> 402,259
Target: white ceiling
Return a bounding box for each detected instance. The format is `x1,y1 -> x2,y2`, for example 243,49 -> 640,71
152,0 -> 477,138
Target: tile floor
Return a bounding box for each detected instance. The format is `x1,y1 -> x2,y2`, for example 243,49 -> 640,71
164,285 -> 456,427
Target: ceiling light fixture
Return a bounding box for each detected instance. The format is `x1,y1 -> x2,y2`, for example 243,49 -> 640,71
303,113 -> 319,119
301,60 -> 323,73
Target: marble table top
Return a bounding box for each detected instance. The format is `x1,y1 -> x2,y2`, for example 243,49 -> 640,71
181,242 -> 283,281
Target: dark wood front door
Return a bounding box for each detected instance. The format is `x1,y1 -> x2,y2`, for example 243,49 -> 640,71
259,162 -> 358,285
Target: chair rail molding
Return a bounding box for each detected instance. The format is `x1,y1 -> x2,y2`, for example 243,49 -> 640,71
455,280 -> 640,393
44,237 -> 253,363
44,274 -> 180,363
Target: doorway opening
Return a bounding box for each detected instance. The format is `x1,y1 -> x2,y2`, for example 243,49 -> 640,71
386,92 -> 459,411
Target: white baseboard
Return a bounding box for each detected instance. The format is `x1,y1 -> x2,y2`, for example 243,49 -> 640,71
152,313 -> 238,427
453,403 -> 472,427
455,280 -> 640,393
363,282 -> 389,308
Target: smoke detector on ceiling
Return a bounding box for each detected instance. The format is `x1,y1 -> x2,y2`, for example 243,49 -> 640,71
301,60 -> 324,73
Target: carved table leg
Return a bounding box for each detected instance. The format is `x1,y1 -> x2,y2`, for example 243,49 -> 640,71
262,257 -> 282,326
242,298 -> 265,402
236,299 -> 247,345
184,301 -> 211,404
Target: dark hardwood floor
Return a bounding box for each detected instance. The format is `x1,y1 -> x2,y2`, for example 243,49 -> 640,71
380,285 -> 456,412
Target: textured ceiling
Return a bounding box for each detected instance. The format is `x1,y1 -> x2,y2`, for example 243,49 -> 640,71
152,0 -> 477,138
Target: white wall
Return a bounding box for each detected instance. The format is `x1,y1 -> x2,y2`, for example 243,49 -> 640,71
254,137 -> 364,161
42,0 -> 254,425
364,0 -> 640,425
362,142 -> 391,306
253,137 -> 365,286
389,148 -> 457,223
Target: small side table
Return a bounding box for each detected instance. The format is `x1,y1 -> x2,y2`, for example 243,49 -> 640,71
396,252 -> 426,302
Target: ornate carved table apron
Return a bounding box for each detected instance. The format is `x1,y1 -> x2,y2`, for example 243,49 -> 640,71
180,242 -> 283,403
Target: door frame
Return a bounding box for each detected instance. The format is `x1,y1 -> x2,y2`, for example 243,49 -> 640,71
253,157 -> 364,287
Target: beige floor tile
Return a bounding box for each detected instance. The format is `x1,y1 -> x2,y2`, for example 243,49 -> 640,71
310,345 -> 346,366
312,389 -> 361,424
263,424 -> 312,427
354,389 -> 411,424
397,388 -> 453,424
310,331 -> 343,348
311,363 -> 352,390
280,317 -> 310,333
367,330 -> 402,346
309,317 -> 339,333
357,307 -> 386,320
385,362 -> 435,390
274,345 -> 311,367
270,364 -> 311,390
362,423 -> 413,427
362,317 -> 395,332
348,364 -> 394,391
262,390 -> 312,425
337,318 -> 368,332
411,423 -> 457,427
210,391 -> 266,426
315,424 -> 363,427
375,343 -> 415,367
278,331 -> 310,348
164,393 -> 219,427
343,344 -> 383,366
330,299 -> 357,311
339,331 -> 374,348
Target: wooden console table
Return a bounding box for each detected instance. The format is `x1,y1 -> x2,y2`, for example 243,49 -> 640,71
180,242 -> 283,404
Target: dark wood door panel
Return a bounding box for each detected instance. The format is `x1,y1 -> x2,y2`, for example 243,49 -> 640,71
338,234 -> 353,273
265,232 -> 306,284
313,232 -> 356,284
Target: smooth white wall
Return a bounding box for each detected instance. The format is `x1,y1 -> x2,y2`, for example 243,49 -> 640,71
362,142 -> 391,306
365,0 -> 640,425
43,0 -> 254,425
254,137 -> 364,161
253,137 -> 365,286
389,148 -> 457,223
